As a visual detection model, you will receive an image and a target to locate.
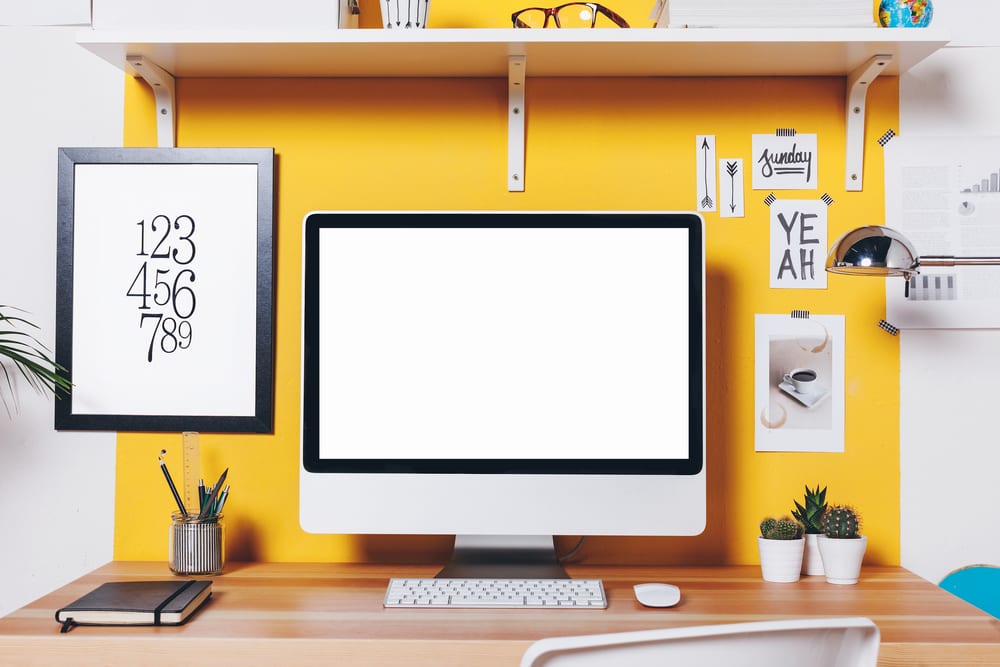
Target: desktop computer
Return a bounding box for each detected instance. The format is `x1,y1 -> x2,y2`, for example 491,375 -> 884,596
300,211 -> 705,605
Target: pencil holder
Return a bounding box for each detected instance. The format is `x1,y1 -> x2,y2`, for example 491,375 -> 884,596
169,513 -> 225,576
380,0 -> 430,28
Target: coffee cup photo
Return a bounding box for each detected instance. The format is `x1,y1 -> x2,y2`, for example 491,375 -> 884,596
783,368 -> 818,394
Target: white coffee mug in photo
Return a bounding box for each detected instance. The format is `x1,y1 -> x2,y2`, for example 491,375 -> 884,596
783,368 -> 818,394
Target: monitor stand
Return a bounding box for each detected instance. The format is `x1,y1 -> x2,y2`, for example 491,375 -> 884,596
434,535 -> 570,579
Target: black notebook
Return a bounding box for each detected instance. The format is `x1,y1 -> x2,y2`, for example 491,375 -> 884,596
54,580 -> 212,632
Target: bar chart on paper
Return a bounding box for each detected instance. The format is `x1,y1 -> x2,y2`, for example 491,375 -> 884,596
885,135 -> 1000,328
962,167 -> 1000,194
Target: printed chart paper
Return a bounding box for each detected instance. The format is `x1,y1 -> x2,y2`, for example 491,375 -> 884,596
885,135 -> 1000,329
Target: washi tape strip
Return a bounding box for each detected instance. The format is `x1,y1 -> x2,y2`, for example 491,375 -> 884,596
878,129 -> 896,147
878,319 -> 899,336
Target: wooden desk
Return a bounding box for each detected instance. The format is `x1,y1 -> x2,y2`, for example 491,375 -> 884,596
1,562 -> 998,666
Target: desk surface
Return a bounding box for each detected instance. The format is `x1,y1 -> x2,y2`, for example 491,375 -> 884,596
1,561 -> 998,666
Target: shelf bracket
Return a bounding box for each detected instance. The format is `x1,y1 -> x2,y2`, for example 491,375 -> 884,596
126,55 -> 176,148
845,54 -> 891,192
508,56 -> 526,192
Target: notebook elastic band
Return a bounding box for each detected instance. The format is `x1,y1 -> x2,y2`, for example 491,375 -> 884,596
153,580 -> 196,625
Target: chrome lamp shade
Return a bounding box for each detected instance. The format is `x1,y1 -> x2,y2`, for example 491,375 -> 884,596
826,226 -> 1000,278
825,226 -> 918,277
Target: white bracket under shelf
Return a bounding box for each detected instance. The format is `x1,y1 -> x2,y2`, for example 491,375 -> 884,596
845,53 -> 891,192
508,56 -> 526,192
126,55 -> 176,148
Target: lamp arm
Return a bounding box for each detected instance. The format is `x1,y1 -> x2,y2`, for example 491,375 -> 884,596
918,256 -> 1000,268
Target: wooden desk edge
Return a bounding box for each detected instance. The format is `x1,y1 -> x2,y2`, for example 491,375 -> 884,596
2,562 -> 998,667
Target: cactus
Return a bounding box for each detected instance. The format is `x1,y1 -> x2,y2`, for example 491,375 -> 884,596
821,505 -> 862,539
791,484 -> 828,534
759,515 -> 804,540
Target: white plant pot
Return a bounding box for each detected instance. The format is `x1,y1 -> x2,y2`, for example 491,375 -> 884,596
757,537 -> 804,583
817,535 -> 867,585
802,533 -> 825,576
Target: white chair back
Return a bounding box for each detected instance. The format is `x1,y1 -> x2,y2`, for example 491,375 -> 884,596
520,616 -> 879,667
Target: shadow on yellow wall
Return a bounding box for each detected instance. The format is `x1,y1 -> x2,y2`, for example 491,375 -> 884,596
115,58 -> 899,568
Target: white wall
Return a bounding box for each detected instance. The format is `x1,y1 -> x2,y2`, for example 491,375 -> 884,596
0,25 -> 122,616
898,0 -> 1000,584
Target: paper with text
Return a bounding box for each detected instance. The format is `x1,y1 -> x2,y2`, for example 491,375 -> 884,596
752,133 -> 818,190
884,135 -> 1000,328
770,199 -> 828,289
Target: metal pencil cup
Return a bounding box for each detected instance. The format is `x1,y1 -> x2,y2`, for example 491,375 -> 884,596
169,512 -> 225,576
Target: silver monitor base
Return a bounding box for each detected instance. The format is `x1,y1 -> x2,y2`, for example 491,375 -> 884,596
435,535 -> 570,579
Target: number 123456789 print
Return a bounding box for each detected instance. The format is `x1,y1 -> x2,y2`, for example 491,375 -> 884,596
127,214 -> 198,362
56,147 -> 273,431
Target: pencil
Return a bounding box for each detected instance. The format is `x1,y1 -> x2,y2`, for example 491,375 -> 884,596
158,450 -> 188,518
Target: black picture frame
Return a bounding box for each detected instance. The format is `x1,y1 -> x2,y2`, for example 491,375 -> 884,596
55,147 -> 275,433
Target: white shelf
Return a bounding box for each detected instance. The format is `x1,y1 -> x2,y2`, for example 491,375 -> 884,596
79,27 -> 949,191
78,27 -> 949,79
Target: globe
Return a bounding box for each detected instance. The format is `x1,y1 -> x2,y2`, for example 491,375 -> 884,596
878,0 -> 933,27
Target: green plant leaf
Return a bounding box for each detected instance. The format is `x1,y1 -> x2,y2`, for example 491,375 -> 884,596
0,305 -> 72,418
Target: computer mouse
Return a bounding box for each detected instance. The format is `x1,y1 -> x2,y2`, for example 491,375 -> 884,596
633,582 -> 681,608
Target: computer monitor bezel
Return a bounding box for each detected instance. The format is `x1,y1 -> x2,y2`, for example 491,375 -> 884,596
301,210 -> 703,479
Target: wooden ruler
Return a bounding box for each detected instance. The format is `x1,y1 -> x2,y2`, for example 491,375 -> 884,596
181,431 -> 201,513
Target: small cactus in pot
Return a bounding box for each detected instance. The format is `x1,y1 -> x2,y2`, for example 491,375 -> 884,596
760,516 -> 804,540
791,484 -> 828,534
817,504 -> 867,585
821,505 -> 861,539
757,515 -> 805,583
792,485 -> 828,575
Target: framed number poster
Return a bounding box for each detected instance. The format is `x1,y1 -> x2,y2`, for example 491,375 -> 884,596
55,147 -> 275,432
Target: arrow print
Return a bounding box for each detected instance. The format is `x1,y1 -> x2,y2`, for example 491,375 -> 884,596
726,160 -> 739,213
700,137 -> 714,210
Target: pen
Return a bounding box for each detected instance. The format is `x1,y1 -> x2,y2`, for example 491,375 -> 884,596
198,468 -> 228,519
213,484 -> 230,516
158,450 -> 188,518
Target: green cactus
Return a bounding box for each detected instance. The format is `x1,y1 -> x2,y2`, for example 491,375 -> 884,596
821,505 -> 862,539
760,516 -> 804,540
791,484 -> 828,534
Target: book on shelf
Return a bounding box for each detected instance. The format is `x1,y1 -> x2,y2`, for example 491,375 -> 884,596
54,580 -> 212,632
651,0 -> 878,28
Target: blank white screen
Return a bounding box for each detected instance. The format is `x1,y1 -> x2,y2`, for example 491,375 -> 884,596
317,226 -> 690,460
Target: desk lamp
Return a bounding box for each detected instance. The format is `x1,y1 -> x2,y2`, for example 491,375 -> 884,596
826,226 -> 1000,278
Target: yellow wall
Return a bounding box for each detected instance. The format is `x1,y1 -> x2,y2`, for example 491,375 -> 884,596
114,0 -> 899,567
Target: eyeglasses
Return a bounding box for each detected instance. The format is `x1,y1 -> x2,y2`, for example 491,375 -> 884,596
512,3 -> 630,28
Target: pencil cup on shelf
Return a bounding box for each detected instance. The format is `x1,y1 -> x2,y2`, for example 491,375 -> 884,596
169,513 -> 225,576
380,0 -> 430,28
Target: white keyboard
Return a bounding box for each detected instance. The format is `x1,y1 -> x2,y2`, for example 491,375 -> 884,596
384,578 -> 607,608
